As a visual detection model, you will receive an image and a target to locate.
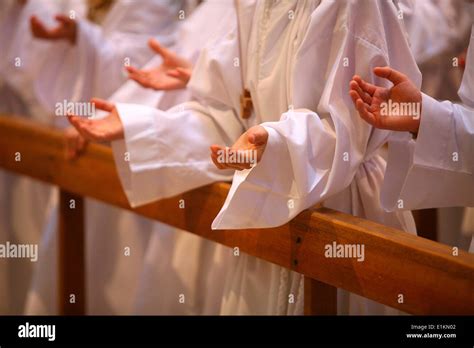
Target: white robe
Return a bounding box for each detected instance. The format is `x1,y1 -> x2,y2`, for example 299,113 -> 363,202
460,20 -> 474,242
381,24 -> 474,254
25,0 -> 237,315
34,0 -> 182,126
110,0 -> 239,315
111,0 -> 419,314
0,0 -> 183,314
381,24 -> 473,211
400,0 -> 474,248
0,0 -> 83,315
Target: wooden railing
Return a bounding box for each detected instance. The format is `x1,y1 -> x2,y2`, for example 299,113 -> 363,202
0,115 -> 473,315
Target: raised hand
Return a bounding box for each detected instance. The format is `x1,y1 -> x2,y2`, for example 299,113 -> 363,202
67,98 -> 124,142
30,14 -> 77,44
127,38 -> 192,90
349,67 -> 422,134
210,125 -> 268,171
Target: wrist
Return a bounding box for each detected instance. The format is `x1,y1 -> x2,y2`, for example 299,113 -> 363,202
410,93 -> 422,135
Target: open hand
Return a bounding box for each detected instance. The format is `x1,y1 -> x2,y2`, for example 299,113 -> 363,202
68,98 -> 124,142
349,67 -> 422,134
30,14 -> 77,44
127,38 -> 192,90
210,125 -> 268,171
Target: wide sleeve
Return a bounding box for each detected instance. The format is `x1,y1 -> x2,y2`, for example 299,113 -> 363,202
34,0 -> 182,118
415,95 -> 473,175
381,22 -> 474,211
381,96 -> 474,210
111,102 -> 242,207
212,21 -> 422,229
111,22 -> 247,207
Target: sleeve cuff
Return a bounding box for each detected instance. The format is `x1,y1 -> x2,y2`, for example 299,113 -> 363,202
413,93 -> 456,171
211,125 -> 297,230
115,103 -> 162,173
112,103 -> 236,207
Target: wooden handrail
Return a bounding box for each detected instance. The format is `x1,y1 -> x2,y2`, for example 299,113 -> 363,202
0,115 -> 473,315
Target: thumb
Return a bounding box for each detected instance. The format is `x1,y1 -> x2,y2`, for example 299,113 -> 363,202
175,67 -> 192,82
373,66 -> 407,85
148,38 -> 169,58
91,98 -> 114,112
30,15 -> 46,30
248,126 -> 268,146
167,67 -> 192,82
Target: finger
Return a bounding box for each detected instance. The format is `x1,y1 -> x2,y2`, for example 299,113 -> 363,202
349,90 -> 360,107
148,38 -> 169,58
210,145 -> 235,170
373,66 -> 407,85
217,158 -> 242,170
128,72 -> 152,88
30,16 -> 49,36
91,98 -> 114,112
225,148 -> 253,170
67,115 -> 90,133
67,115 -> 85,129
55,14 -> 73,25
210,146 -> 243,170
147,78 -> 175,91
128,70 -> 144,83
166,69 -> 182,78
237,161 -> 253,170
353,75 -> 377,96
248,127 -> 268,146
349,80 -> 372,104
210,144 -> 228,167
168,67 -> 192,82
210,152 -> 226,170
30,15 -> 41,28
126,66 -> 139,74
176,67 -> 192,77
226,163 -> 246,171
67,115 -> 96,141
76,125 -> 102,142
210,144 -> 223,154
30,15 -> 44,27
355,99 -> 377,126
